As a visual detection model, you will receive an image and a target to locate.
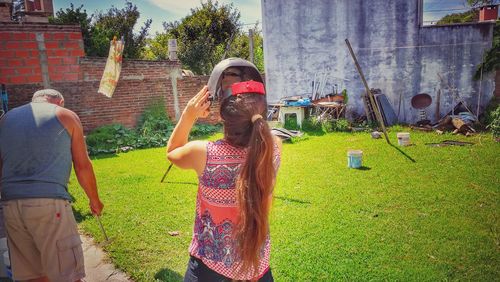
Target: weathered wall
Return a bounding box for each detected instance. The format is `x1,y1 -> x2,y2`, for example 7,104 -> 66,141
262,0 -> 496,123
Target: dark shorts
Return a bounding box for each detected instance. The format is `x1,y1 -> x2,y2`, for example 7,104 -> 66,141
184,256 -> 274,282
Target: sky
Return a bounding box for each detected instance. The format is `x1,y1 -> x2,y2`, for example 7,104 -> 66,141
53,0 -> 262,35
52,0 -> 498,35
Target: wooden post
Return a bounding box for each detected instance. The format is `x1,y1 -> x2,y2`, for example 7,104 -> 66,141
249,29 -> 254,64
345,39 -> 390,144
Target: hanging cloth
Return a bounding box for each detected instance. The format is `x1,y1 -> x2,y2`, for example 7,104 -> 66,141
98,37 -> 124,98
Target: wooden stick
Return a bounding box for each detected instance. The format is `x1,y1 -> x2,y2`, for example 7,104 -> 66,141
345,39 -> 390,144
435,89 -> 441,122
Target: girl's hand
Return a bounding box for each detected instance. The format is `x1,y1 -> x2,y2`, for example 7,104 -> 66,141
183,86 -> 210,120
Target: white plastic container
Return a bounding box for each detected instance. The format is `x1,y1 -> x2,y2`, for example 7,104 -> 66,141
347,150 -> 363,169
397,132 -> 411,146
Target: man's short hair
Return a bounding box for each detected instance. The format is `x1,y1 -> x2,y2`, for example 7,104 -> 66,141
32,89 -> 64,102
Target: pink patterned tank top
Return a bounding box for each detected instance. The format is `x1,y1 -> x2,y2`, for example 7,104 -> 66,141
188,139 -> 281,280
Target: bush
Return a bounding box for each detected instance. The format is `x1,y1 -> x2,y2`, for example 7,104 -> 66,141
301,117 -> 323,132
284,114 -> 300,130
86,102 -> 222,155
332,118 -> 350,132
486,105 -> 500,137
86,124 -> 138,155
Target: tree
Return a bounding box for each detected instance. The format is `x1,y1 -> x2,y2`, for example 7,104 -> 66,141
160,0 -> 240,74
436,10 -> 478,24
226,25 -> 264,72
92,2 -> 151,58
49,4 -> 92,54
475,20 -> 500,79
466,0 -> 500,7
49,2 -> 151,59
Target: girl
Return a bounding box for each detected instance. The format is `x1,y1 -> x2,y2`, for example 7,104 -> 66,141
167,81 -> 281,281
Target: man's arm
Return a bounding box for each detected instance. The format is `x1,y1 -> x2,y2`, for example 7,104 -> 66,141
56,107 -> 103,216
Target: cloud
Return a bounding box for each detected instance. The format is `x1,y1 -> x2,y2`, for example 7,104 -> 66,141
147,0 -> 262,25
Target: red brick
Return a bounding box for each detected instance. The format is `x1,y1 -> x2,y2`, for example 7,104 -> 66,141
69,65 -> 80,72
25,58 -> 39,66
69,33 -> 82,40
48,58 -> 62,65
17,68 -> 33,75
45,41 -> 59,49
0,68 -> 15,76
64,41 -> 80,49
15,50 -> 30,58
53,65 -> 70,73
6,42 -> 20,49
8,59 -> 23,67
64,73 -> 79,81
10,76 -> 27,84
22,42 -> 37,49
53,33 -> 67,40
51,49 -> 68,57
26,33 -> 36,40
32,67 -> 41,75
0,32 -> 11,40
30,50 -> 40,57
49,73 -> 64,81
12,33 -> 28,40
70,49 -> 85,57
26,75 -> 42,83
0,50 -> 15,58
62,57 -> 77,65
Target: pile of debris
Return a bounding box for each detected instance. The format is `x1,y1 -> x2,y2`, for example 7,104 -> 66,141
410,101 -> 478,136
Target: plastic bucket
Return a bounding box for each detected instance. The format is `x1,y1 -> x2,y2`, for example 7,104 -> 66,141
397,132 -> 411,146
347,150 -> 363,169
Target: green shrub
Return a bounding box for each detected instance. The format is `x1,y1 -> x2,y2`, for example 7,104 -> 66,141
486,105 -> 500,137
137,101 -> 173,135
301,117 -> 323,132
191,123 -> 222,138
86,124 -> 138,155
332,118 -> 350,132
284,114 -> 300,130
86,102 -> 222,155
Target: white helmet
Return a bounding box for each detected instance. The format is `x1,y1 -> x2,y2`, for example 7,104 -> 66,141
207,58 -> 263,101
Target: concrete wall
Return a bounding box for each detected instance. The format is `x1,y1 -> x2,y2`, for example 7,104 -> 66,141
262,0 -> 496,123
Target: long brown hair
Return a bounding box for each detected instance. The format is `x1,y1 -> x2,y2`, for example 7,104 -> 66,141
220,94 -> 276,274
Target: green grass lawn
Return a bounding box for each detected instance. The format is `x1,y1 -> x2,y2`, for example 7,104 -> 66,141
70,129 -> 500,281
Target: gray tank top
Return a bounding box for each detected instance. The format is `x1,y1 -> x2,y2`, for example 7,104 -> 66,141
0,102 -> 72,201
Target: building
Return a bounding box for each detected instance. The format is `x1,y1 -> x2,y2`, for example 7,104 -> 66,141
262,0 -> 497,123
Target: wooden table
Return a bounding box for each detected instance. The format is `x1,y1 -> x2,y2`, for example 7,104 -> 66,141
313,102 -> 345,120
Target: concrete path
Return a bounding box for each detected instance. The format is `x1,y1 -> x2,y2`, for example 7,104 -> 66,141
81,234 -> 133,282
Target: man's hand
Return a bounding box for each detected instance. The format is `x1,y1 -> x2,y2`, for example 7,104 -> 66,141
89,198 -> 104,216
182,86 -> 210,120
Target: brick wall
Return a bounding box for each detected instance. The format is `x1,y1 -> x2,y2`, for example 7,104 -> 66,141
4,57 -> 219,132
1,22 -> 221,132
0,22 -> 84,85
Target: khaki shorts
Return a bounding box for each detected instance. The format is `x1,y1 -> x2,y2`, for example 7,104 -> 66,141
2,198 -> 85,282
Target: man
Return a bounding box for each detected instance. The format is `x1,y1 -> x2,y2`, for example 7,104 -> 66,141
0,89 -> 103,282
